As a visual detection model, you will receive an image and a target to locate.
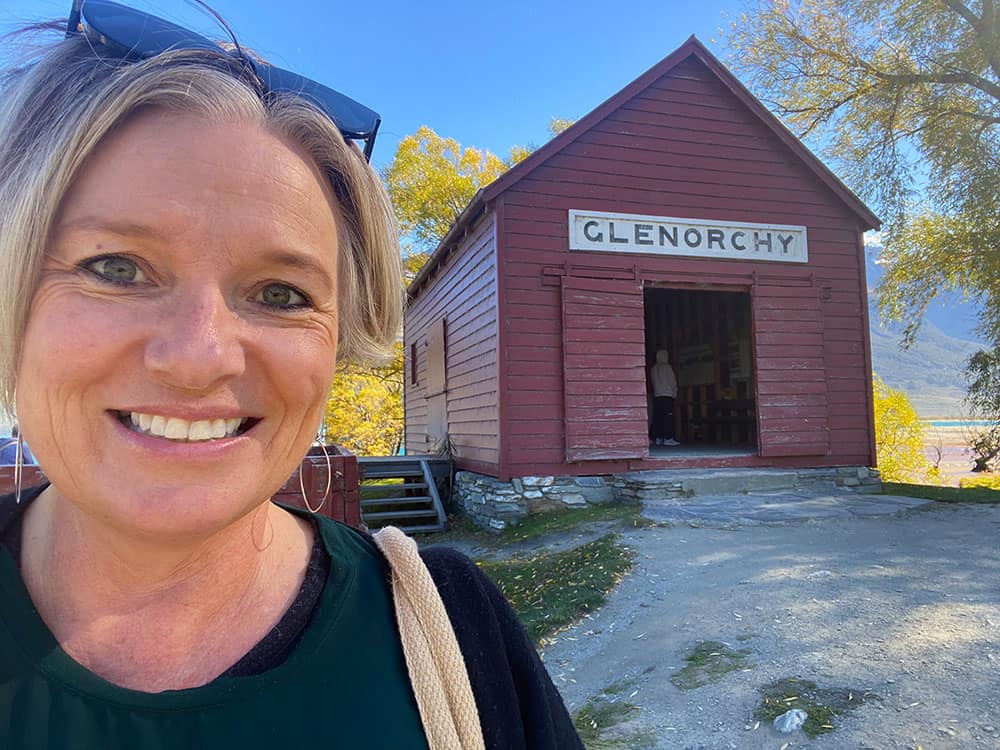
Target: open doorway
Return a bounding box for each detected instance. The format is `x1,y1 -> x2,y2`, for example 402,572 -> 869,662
644,287 -> 757,453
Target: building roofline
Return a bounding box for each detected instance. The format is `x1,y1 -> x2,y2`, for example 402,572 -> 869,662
408,35 -> 880,300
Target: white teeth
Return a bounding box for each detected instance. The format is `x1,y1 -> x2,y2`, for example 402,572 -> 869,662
188,420 -> 214,441
164,418 -> 189,439
124,412 -> 248,441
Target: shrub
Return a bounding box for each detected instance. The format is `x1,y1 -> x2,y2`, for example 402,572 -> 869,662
873,375 -> 937,482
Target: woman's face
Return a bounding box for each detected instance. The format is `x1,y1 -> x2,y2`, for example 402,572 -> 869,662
16,110 -> 342,539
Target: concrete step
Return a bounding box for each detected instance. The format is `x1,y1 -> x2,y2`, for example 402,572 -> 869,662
615,467 -> 855,501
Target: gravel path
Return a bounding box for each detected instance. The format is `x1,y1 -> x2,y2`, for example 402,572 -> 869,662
540,501 -> 1000,749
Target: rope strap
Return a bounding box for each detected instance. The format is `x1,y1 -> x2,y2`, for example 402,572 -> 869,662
373,526 -> 486,750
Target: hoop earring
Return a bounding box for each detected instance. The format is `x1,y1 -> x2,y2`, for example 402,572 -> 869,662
299,437 -> 331,513
13,432 -> 23,506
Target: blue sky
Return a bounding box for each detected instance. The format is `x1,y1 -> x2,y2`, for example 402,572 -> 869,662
0,0 -> 743,168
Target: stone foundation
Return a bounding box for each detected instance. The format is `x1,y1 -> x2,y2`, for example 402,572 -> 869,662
454,472 -> 615,531
455,466 -> 881,531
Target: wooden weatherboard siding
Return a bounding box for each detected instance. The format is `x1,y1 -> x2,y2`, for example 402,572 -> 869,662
561,275 -> 648,461
407,37 -> 878,481
493,45 -> 875,477
404,212 -> 500,471
752,278 -> 830,457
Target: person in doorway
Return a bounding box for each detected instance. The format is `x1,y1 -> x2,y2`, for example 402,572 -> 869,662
651,350 -> 679,446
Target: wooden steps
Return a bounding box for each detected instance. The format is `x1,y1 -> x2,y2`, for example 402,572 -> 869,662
357,456 -> 447,533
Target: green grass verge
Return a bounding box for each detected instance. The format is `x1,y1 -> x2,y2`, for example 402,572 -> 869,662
477,533 -> 635,643
670,641 -> 752,691
882,481 -> 1000,504
755,677 -> 879,738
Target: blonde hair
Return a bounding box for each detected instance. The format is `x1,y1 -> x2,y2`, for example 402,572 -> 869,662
0,31 -> 403,416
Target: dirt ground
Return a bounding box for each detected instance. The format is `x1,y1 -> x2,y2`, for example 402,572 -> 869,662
540,501 -> 1000,749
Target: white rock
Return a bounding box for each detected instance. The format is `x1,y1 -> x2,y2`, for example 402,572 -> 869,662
773,708 -> 808,734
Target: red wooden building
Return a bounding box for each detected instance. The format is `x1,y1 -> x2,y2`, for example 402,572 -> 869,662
405,38 -> 880,522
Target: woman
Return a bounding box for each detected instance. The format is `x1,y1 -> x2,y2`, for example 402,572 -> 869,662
0,3 -> 582,748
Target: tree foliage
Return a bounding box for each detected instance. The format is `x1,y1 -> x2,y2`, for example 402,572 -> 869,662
324,342 -> 404,457
727,0 -> 1000,346
965,346 -> 1000,470
383,119 -> 574,256
383,126 -> 523,253
873,374 -> 937,481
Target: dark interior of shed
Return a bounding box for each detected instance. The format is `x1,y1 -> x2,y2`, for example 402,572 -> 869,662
643,287 -> 757,450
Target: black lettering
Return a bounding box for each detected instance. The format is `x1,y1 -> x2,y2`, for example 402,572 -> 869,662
754,232 -> 773,253
583,220 -> 603,242
634,224 -> 654,245
732,231 -> 746,251
609,222 -> 628,244
659,226 -> 678,247
707,229 -> 725,249
684,228 -> 702,247
777,234 -> 795,254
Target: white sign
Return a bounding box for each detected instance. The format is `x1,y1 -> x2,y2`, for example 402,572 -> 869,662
569,209 -> 808,263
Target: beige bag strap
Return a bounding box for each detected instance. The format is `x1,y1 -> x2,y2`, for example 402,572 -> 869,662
373,526 -> 486,750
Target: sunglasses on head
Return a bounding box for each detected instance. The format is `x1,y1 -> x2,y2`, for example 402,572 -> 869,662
66,0 -> 382,161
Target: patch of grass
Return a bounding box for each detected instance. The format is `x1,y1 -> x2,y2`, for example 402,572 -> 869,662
883,481 -> 1000,504
670,641 -> 752,691
478,533 -> 635,642
601,676 -> 638,696
419,503 -> 650,545
958,474 -> 1000,490
755,677 -> 880,738
572,678 -> 656,750
573,698 -> 639,743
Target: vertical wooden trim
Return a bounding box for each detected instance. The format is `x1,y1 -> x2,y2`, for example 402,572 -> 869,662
749,275 -> 762,458
494,198 -> 510,481
856,226 -> 878,467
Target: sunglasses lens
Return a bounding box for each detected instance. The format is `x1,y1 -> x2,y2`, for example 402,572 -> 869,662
80,0 -> 218,58
261,65 -> 380,142
76,0 -> 380,158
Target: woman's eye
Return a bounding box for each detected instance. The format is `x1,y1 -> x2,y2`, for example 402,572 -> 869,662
83,255 -> 146,285
256,283 -> 309,309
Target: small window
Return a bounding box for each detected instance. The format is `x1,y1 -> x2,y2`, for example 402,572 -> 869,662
410,342 -> 418,385
426,319 -> 447,397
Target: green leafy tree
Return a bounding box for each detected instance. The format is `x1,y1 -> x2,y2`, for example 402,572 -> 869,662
727,0 -> 1000,347
965,347 -> 1000,470
873,375 -> 937,482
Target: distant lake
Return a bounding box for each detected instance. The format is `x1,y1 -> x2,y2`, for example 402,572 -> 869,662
926,419 -> 997,428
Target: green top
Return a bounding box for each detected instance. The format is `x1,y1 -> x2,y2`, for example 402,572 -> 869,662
0,509 -> 429,749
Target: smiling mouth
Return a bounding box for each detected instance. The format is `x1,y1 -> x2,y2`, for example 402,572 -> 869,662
115,411 -> 257,442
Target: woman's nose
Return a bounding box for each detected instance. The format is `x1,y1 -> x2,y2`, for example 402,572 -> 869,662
143,287 -> 246,392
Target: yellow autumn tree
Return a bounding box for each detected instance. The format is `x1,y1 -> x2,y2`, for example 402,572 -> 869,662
873,374 -> 936,483
383,125 -> 513,252
325,343 -> 404,456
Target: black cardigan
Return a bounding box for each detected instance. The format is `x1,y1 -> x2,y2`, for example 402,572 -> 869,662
0,487 -> 583,749
419,544 -> 584,749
